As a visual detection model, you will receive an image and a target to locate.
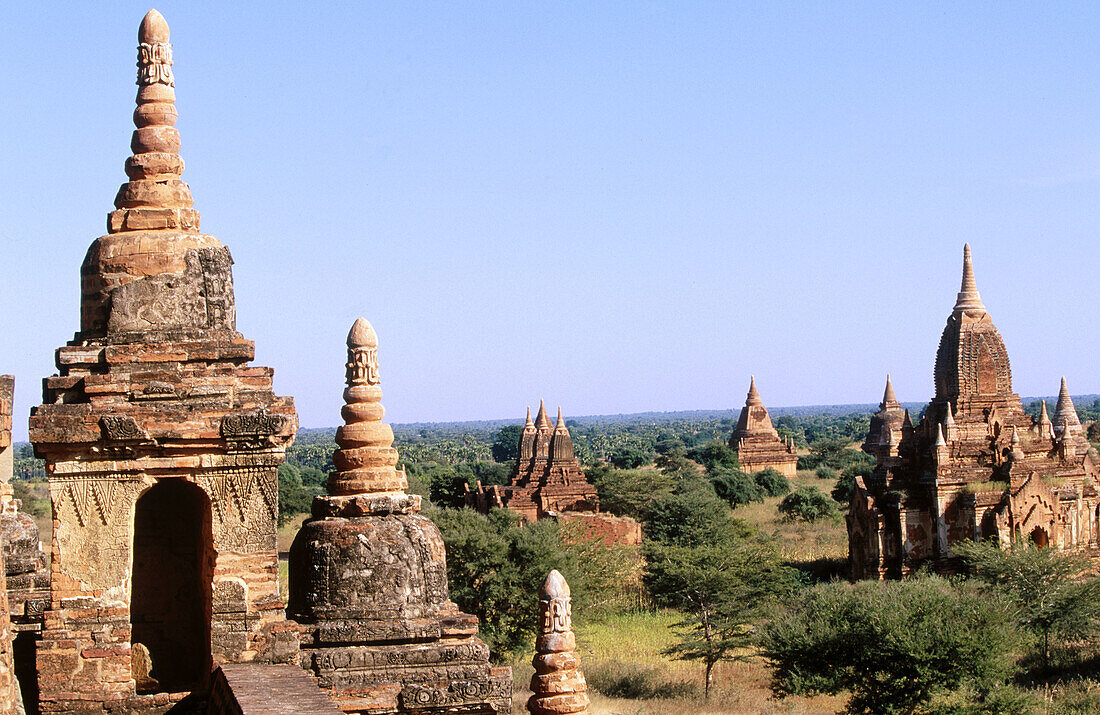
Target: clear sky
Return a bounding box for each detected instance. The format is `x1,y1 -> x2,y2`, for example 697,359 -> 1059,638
3,2 -> 1100,439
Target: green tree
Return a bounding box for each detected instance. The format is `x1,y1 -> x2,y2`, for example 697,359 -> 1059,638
642,478 -> 750,548
491,425 -> 523,463
778,486 -> 838,523
610,447 -> 649,469
687,441 -> 740,471
709,466 -> 765,508
762,577 -> 1022,714
956,539 -> 1100,669
587,465 -> 673,519
645,532 -> 798,698
753,468 -> 790,497
277,463 -> 320,526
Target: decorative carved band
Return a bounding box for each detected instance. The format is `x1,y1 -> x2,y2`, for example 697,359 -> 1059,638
137,41 -> 174,86
99,414 -> 148,442
221,410 -> 287,437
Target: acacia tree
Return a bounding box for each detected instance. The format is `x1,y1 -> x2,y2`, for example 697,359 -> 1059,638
955,539 -> 1100,669
645,538 -> 797,698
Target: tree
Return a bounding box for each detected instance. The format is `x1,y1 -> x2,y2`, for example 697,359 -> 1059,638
753,468 -> 790,497
491,425 -> 523,463
277,463 -> 320,525
587,464 -> 673,519
762,577 -> 1022,714
778,486 -> 838,522
645,534 -> 798,698
610,447 -> 649,469
642,478 -> 751,548
831,463 -> 871,503
709,466 -> 765,508
686,441 -> 739,471
955,539 -> 1100,669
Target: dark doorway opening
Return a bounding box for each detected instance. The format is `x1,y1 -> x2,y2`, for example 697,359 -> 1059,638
1030,526 -> 1050,548
131,479 -> 213,693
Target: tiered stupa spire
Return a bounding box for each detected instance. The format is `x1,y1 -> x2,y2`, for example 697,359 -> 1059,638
953,243 -> 986,314
109,9 -> 198,234
746,375 -> 762,406
1054,377 -> 1082,437
882,374 -> 899,409
528,570 -> 588,715
329,318 -> 405,496
535,400 -> 552,430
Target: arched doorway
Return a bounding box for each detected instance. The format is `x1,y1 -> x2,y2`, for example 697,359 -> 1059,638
131,479 -> 213,693
1029,526 -> 1050,548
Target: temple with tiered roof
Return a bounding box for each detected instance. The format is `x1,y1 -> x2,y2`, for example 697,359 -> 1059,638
728,377 -> 798,478
849,245 -> 1100,579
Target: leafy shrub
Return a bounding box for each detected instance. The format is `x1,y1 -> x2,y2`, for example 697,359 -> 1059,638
709,466 -> 765,508
814,465 -> 838,481
778,486 -> 838,522
762,576 -> 1023,714
754,468 -> 790,497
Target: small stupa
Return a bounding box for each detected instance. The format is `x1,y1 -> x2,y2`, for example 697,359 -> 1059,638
289,318 -> 511,713
728,377 -> 798,478
528,570 -> 588,715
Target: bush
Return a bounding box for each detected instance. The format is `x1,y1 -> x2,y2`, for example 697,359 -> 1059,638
778,486 -> 838,522
762,576 -> 1023,714
754,468 -> 790,497
709,466 -> 765,508
814,465 -> 838,481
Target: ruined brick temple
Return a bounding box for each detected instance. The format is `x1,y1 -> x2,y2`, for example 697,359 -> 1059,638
289,319 -> 510,713
26,9 -> 303,710
848,245 -> 1100,579
728,377 -> 798,479
465,404 -> 641,546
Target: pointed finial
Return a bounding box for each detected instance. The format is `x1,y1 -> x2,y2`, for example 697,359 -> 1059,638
535,399 -> 552,429
934,424 -> 946,447
954,243 -> 986,313
903,408 -> 913,428
525,407 -> 534,428
330,317 -> 406,497
944,404 -> 956,428
530,570 -> 588,715
881,374 -> 898,408
109,9 -> 199,233
1011,425 -> 1020,445
746,375 -> 762,406
555,407 -> 566,429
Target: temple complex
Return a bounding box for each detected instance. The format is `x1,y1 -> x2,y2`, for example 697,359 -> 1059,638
527,571 -> 588,715
467,403 -> 598,521
26,10 -> 298,710
289,318 -> 511,713
728,377 -> 798,478
465,405 -> 641,545
849,245 -> 1100,579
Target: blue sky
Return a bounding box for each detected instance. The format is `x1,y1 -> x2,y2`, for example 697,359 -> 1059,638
3,3 -> 1100,438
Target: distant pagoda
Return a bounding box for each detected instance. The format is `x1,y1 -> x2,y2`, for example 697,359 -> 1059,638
468,402 -> 598,522
466,403 -> 641,545
728,377 -> 798,478
849,245 -> 1100,579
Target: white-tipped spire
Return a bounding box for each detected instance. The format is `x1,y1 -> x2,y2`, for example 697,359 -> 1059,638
954,244 -> 986,313
934,424 -> 946,447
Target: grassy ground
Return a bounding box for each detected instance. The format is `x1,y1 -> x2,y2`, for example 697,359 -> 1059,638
510,609 -> 845,714
733,469 -> 848,576
276,514 -> 309,596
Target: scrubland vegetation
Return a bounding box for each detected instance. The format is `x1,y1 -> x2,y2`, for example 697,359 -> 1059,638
15,403 -> 1100,713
